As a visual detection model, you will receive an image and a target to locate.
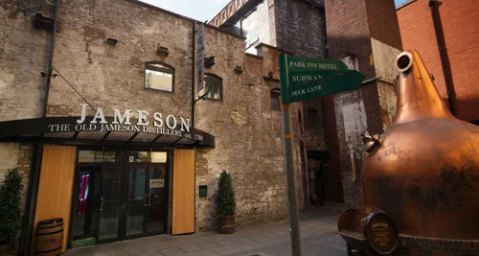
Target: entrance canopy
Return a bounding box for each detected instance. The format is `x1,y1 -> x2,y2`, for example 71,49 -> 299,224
0,116 -> 215,148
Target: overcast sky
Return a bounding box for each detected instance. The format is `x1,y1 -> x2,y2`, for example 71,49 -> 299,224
139,0 -> 410,22
139,0 -> 229,21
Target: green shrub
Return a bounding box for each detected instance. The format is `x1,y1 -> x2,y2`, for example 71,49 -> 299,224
216,171 -> 235,217
0,169 -> 23,243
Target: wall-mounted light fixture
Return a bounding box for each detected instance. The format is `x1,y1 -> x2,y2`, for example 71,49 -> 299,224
234,66 -> 243,75
32,13 -> 54,31
156,45 -> 169,57
204,56 -> 215,68
105,38 -> 118,46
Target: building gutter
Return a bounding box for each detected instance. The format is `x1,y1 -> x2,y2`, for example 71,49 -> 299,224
428,0 -> 456,115
19,1 -> 60,255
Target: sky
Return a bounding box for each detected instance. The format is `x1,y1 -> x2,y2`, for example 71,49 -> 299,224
139,0 -> 230,22
139,0 -> 410,22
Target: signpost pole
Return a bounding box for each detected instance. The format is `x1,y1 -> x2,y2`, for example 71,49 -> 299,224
278,53 -> 364,256
281,103 -> 302,256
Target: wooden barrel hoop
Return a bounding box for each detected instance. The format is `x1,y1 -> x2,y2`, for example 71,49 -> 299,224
33,218 -> 64,256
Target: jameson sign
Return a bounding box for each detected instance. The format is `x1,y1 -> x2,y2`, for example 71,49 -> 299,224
46,104 -> 203,141
278,54 -> 365,103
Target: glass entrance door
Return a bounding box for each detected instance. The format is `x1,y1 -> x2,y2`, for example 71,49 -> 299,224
72,150 -> 169,246
146,165 -> 168,234
125,166 -> 146,237
125,165 -> 168,237
71,166 -> 100,247
98,165 -> 122,242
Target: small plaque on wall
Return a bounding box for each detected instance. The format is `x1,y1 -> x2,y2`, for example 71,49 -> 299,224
150,179 -> 164,188
199,185 -> 207,198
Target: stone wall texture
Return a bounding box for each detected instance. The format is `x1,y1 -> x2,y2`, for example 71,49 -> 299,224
0,1 -> 51,216
0,0 -> 298,232
325,0 -> 402,205
209,0 -> 332,206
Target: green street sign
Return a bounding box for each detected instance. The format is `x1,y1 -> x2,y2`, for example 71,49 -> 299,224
279,54 -> 365,103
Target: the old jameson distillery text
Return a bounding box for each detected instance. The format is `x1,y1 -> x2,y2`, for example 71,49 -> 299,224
47,104 -> 197,139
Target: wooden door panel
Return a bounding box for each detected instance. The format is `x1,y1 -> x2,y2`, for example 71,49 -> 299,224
34,145 -> 76,252
171,149 -> 195,235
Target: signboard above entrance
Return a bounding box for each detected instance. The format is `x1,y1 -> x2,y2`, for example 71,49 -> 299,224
0,105 -> 216,148
279,54 -> 365,103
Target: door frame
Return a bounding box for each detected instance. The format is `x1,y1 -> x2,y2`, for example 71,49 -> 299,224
68,150 -> 170,247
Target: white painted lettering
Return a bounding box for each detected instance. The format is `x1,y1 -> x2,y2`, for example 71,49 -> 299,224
77,103 -> 88,124
180,117 -> 190,133
137,110 -> 149,126
112,108 -> 132,125
90,107 -> 107,124
166,115 -> 177,129
153,112 -> 163,127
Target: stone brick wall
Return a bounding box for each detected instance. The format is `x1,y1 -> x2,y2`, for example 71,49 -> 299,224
325,0 -> 402,205
46,0 -> 194,119
0,0 -> 51,218
0,0 -> 296,232
195,39 -> 289,229
0,0 -> 50,121
209,0 -> 331,207
273,0 -> 329,207
398,0 -> 479,121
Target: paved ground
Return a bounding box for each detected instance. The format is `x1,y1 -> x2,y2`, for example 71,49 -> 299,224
66,203 -> 348,256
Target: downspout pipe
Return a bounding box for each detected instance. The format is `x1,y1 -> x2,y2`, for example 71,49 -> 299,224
428,0 -> 456,115
20,1 -> 60,255
41,0 -> 60,118
191,21 -> 196,129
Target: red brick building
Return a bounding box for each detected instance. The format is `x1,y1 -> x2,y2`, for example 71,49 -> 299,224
397,0 -> 479,122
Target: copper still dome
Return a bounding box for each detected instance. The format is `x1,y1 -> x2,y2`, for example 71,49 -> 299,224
362,51 -> 479,239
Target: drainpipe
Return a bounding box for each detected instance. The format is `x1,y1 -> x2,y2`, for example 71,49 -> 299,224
41,0 -> 60,118
19,1 -> 60,255
191,21 -> 196,129
191,20 -> 196,131
428,0 -> 456,115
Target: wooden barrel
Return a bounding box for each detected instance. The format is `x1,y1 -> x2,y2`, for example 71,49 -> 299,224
364,212 -> 399,255
33,218 -> 63,256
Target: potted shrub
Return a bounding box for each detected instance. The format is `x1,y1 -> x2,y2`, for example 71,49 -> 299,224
216,170 -> 235,234
0,169 -> 23,253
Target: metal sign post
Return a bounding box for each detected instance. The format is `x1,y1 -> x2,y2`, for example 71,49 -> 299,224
278,53 -> 365,256
281,102 -> 302,256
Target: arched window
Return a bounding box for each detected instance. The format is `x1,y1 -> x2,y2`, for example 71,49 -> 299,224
204,74 -> 223,100
144,62 -> 175,92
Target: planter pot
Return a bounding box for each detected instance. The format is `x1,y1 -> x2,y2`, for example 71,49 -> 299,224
218,215 -> 235,234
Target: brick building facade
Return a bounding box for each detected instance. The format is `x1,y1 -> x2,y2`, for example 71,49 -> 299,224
325,0 -> 402,204
211,0 -> 342,210
397,0 -> 479,122
0,0 -> 303,253
211,0 -> 401,206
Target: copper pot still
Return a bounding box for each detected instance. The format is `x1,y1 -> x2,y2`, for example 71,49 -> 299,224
362,50 -> 479,240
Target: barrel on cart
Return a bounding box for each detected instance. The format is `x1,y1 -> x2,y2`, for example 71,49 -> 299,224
338,206 -> 399,255
33,218 -> 63,256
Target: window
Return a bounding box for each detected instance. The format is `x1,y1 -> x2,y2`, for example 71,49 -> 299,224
144,62 -> 174,92
240,9 -> 259,52
271,88 -> 281,111
204,74 -> 223,100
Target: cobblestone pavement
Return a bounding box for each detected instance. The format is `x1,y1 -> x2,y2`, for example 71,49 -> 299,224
66,203 -> 348,256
